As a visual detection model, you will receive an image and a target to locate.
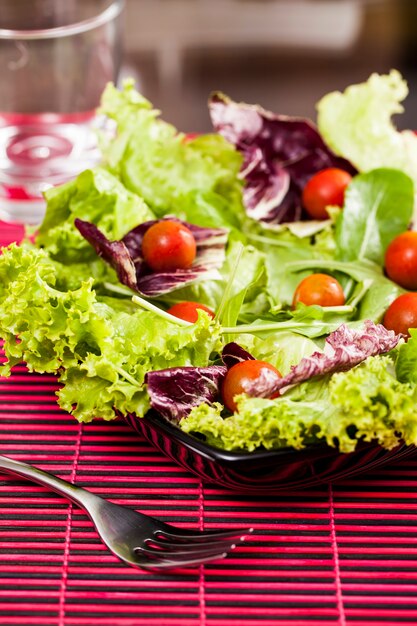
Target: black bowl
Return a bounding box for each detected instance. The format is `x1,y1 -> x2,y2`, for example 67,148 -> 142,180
124,412 -> 416,493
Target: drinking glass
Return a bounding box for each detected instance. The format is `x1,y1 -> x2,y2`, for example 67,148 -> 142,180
0,0 -> 124,224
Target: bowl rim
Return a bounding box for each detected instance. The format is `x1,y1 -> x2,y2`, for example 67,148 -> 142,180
139,410 -> 352,464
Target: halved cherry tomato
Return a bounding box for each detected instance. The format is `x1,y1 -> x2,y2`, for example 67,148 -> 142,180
382,293 -> 417,338
141,220 -> 196,272
292,273 -> 345,308
167,301 -> 215,323
385,231 -> 417,290
302,168 -> 352,220
222,360 -> 282,413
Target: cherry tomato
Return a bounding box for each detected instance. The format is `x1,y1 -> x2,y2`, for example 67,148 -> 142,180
383,293 -> 417,337
385,231 -> 417,290
141,220 -> 196,272
167,301 -> 215,323
302,168 -> 352,220
293,273 -> 345,308
222,360 -> 282,413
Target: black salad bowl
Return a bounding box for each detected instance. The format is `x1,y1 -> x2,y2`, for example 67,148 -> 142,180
124,411 -> 416,493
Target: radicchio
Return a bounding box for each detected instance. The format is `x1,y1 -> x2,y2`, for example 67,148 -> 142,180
75,217 -> 228,297
221,341 -> 255,369
145,321 -> 401,420
145,365 -> 227,421
242,320 -> 402,398
144,344 -> 252,421
208,92 -> 356,224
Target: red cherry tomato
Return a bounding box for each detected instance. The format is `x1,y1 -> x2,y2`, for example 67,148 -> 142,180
167,301 -> 215,323
302,168 -> 352,220
383,293 -> 417,338
292,273 -> 345,308
222,360 -> 282,413
141,220 -> 196,272
385,231 -> 417,290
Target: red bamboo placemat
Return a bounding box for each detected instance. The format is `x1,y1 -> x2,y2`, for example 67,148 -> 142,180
1,221 -> 417,626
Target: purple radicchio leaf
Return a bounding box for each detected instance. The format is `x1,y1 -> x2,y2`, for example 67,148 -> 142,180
75,217 -> 228,297
146,342 -> 254,421
145,365 -> 227,421
74,218 -> 137,290
208,92 -> 356,225
221,342 -> 255,369
243,320 -> 403,399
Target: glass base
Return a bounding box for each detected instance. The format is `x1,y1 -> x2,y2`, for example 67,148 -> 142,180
0,111 -> 103,225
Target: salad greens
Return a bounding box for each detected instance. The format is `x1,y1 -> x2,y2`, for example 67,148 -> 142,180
181,355 -> 417,453
335,168 -> 413,265
1,70 -> 417,454
317,69 -> 417,187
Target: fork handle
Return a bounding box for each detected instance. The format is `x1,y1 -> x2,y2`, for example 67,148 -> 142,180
0,454 -> 100,510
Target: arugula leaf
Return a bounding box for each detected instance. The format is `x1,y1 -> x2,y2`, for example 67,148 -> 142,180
247,224 -> 335,308
159,240 -> 268,320
335,168 -> 414,265
286,258 -> 404,324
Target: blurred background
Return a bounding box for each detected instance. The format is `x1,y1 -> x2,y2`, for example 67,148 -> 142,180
120,0 -> 417,131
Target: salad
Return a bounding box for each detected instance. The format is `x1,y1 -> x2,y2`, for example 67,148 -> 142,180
2,69 -> 417,454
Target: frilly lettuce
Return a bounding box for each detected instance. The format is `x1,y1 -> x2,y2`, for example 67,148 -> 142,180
99,80 -> 244,219
181,356 -> 417,452
0,244 -> 221,422
35,167 -> 154,291
38,167 -> 153,262
317,70 -> 417,186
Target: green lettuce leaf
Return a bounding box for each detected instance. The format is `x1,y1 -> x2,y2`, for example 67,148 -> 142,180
181,356 -> 417,452
159,240 -> 268,319
395,329 -> 417,384
317,70 -> 417,185
38,168 -> 153,261
238,331 -> 319,375
0,244 -> 221,422
246,223 -> 336,309
99,80 -> 243,217
35,168 -> 154,291
285,258 -> 403,325
335,168 -> 413,265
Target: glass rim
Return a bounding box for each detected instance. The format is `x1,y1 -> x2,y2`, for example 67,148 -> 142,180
0,0 -> 124,40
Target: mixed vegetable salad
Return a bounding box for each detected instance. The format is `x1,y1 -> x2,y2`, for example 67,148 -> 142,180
2,69 -> 417,454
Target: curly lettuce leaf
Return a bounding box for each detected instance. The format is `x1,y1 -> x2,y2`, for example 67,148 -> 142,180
34,168 -> 154,291
181,356 -> 417,452
99,80 -> 243,217
317,70 -> 417,186
0,244 -> 221,422
38,168 -> 153,261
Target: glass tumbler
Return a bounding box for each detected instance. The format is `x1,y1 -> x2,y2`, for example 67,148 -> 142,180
0,0 -> 124,224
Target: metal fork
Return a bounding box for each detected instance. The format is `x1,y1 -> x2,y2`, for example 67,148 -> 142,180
0,455 -> 252,570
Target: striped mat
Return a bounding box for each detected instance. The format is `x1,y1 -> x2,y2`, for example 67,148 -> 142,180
1,222 -> 417,626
